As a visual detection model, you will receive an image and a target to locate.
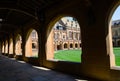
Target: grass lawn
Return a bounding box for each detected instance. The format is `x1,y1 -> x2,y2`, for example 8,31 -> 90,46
113,47 -> 120,66
54,49 -> 82,62
54,48 -> 120,66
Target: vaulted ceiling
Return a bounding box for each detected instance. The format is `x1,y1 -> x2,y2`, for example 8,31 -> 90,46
0,0 -> 61,39
0,0 -> 116,40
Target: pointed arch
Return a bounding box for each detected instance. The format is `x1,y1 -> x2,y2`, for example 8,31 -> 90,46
25,29 -> 38,57
2,42 -> 4,53
64,43 -> 67,49
5,40 -> 8,53
108,5 -> 120,67
15,34 -> 22,55
47,16 -> 81,62
9,38 -> 13,54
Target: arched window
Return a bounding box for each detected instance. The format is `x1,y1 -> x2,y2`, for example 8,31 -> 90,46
15,34 -> 22,55
47,16 -> 82,62
9,38 -> 13,54
75,43 -> 78,48
70,43 -> 73,48
64,43 -> 67,49
25,29 -> 38,57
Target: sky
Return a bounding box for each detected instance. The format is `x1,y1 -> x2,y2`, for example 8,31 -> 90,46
64,17 -> 73,21
112,6 -> 120,20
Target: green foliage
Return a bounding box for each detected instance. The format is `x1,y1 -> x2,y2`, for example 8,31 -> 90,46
54,49 -> 82,62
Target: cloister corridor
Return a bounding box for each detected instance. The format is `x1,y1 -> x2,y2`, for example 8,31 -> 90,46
1,0 -> 120,81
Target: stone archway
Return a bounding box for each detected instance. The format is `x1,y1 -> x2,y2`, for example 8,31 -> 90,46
9,38 -> 13,54
70,43 -> 73,48
5,40 -> 8,54
15,34 -> 22,55
64,43 -> 67,49
47,16 -> 81,62
75,43 -> 78,48
57,44 -> 62,50
25,29 -> 38,57
2,42 -> 4,53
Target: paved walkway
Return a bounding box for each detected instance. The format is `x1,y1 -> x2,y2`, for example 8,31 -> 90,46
0,54 -> 96,81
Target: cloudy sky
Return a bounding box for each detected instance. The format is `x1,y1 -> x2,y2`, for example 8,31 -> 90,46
112,6 -> 120,20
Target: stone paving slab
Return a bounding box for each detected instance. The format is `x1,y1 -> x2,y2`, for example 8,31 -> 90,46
0,54 -> 96,81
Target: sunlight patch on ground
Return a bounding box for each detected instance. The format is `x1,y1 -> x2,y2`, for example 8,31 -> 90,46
75,79 -> 88,81
32,66 -> 50,71
17,60 -> 26,63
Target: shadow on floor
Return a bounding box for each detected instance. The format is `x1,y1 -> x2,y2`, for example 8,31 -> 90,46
0,54 -> 101,81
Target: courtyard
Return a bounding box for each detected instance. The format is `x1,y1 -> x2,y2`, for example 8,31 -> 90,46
54,48 -> 120,66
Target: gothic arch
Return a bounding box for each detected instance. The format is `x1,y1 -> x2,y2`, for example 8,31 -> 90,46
15,34 -> 22,55
47,15 -> 81,62
75,43 -> 78,48
70,43 -> 73,48
25,29 -> 38,57
2,42 -> 4,53
5,40 -> 8,54
9,38 -> 13,54
107,2 -> 120,67
64,43 -> 67,49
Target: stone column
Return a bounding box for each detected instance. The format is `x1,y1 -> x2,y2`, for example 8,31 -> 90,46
46,29 -> 54,59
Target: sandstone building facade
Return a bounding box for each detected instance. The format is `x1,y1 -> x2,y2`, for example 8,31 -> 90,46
112,20 -> 120,47
53,17 -> 81,51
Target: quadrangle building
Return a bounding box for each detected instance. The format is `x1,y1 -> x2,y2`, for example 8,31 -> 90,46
53,17 -> 81,51
112,20 -> 120,47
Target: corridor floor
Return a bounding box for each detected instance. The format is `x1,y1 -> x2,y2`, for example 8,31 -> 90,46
0,54 -> 97,81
